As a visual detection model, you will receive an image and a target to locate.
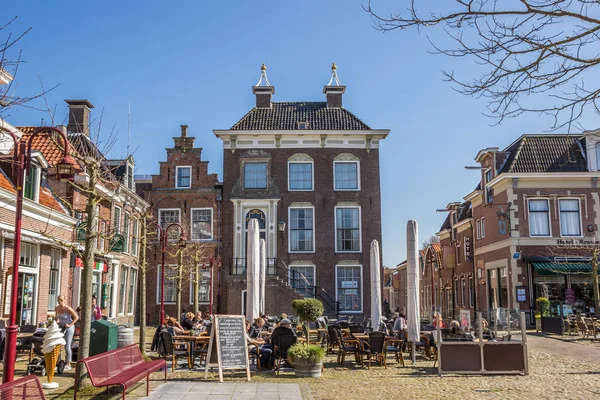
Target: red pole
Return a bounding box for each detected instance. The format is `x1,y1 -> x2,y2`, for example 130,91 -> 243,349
2,141 -> 26,384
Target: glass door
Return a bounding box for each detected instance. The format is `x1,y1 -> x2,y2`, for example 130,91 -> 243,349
16,273 -> 36,326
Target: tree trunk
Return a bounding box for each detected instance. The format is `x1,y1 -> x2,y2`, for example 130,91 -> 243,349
139,216 -> 147,357
77,164 -> 98,386
176,249 -> 183,317
193,256 -> 199,313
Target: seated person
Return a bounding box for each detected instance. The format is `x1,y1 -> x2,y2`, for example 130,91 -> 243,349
181,312 -> 195,330
481,319 -> 496,341
193,311 -> 203,324
393,313 -> 407,333
246,320 -> 272,369
270,319 -> 297,363
167,317 -> 186,335
260,314 -> 274,330
249,317 -> 266,339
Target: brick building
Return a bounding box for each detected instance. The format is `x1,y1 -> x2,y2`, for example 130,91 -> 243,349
410,132 -> 600,326
0,120 -> 77,327
215,65 -> 389,318
136,125 -> 221,324
12,100 -> 149,325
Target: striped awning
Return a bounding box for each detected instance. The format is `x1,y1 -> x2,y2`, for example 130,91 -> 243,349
532,262 -> 597,275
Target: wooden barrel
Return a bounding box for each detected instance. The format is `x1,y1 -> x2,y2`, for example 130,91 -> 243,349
117,326 -> 134,348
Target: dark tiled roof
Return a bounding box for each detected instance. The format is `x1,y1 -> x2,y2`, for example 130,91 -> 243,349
439,201 -> 472,231
231,102 -> 371,130
502,135 -> 587,173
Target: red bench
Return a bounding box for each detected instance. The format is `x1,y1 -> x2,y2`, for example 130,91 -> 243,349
0,374 -> 46,399
74,344 -> 166,400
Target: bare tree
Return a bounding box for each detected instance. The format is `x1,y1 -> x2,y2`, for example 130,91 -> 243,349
365,1 -> 600,130
186,242 -> 213,313
0,17 -> 57,118
421,234 -> 440,250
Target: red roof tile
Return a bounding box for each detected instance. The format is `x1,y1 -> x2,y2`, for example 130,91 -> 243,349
0,169 -> 15,192
16,128 -> 82,170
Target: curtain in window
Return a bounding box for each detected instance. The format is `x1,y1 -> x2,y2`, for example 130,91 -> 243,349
336,208 -> 360,251
244,163 -> 267,189
559,199 -> 581,236
289,163 -> 312,190
529,199 -> 550,236
335,163 -> 358,189
290,208 -> 313,251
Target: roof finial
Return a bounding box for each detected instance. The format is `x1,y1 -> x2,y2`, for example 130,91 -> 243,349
327,63 -> 342,86
256,63 -> 272,87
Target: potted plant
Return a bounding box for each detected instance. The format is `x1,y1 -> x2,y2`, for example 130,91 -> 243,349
287,343 -> 325,378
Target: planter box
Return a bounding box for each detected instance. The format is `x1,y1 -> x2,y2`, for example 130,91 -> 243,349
541,317 -> 563,335
292,361 -> 323,378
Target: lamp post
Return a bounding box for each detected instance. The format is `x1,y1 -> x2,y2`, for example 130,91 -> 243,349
0,126 -> 76,384
156,223 -> 186,325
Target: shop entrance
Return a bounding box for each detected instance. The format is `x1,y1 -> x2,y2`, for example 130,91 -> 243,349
16,273 -> 36,326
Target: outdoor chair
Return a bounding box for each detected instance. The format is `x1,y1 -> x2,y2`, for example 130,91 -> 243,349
160,331 -> 190,371
349,324 -> 364,334
302,324 -> 320,344
385,330 -> 405,366
361,332 -> 387,369
272,334 -> 298,375
248,345 -> 262,370
334,327 -> 362,367
326,325 -> 341,354
338,321 -> 350,330
191,340 -> 209,368
575,317 -> 592,339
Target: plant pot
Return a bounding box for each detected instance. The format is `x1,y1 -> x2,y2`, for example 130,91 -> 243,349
292,360 -> 323,378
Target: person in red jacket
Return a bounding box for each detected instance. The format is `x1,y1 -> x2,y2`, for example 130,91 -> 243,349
92,295 -> 102,321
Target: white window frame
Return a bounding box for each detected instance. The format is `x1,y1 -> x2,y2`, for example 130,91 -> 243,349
484,168 -> 493,204
48,248 -> 62,310
243,162 -> 268,189
156,265 -> 177,304
333,160 -> 360,191
131,219 -> 139,256
99,220 -> 106,253
123,211 -> 130,254
118,265 -> 129,315
24,164 -> 41,203
190,208 -> 213,241
188,268 -> 211,305
175,165 -> 192,189
558,197 -> 583,237
334,205 -> 362,253
527,198 -> 552,237
476,219 -> 481,239
335,264 -> 363,314
127,267 -> 137,315
126,162 -> 134,191
113,206 -> 122,234
289,265 -> 316,298
288,206 -> 315,253
288,160 -> 314,191
480,217 -> 485,238
158,208 -> 181,241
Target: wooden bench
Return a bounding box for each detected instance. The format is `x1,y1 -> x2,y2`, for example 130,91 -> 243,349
74,344 -> 167,400
0,374 -> 46,399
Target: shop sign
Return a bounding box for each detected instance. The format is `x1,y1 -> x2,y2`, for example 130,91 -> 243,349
516,286 -> 527,302
344,289 -> 358,295
341,281 -> 358,288
464,237 -> 472,261
110,233 -> 125,252
76,222 -> 87,242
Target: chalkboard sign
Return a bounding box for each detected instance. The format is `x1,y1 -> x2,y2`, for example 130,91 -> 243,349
204,315 -> 250,382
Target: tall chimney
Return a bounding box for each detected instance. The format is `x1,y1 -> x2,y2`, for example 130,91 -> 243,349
323,63 -> 346,108
252,64 -> 275,108
65,99 -> 94,136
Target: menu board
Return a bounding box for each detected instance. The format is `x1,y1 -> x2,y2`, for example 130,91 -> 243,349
204,315 -> 250,382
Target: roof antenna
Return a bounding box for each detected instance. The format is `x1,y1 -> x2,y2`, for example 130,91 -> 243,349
127,101 -> 131,156
41,118 -> 44,126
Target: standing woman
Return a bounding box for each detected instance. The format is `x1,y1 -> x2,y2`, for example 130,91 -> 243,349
55,295 -> 79,370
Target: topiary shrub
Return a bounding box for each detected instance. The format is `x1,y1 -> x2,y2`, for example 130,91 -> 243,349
287,343 -> 325,364
292,298 -> 324,322
535,297 -> 550,317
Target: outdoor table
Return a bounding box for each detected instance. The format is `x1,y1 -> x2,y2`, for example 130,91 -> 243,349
173,335 -> 211,368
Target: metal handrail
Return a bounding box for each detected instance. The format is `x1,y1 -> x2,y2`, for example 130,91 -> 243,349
229,257 -> 277,276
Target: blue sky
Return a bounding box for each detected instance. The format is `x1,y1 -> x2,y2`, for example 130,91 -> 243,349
3,1 -> 598,266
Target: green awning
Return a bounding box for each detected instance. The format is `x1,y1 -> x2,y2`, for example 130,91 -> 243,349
532,262 -> 597,275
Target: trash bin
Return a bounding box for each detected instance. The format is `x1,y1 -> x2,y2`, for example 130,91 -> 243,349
90,320 -> 118,356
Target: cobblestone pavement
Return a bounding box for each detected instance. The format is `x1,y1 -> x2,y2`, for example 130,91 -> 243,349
141,382 -> 303,400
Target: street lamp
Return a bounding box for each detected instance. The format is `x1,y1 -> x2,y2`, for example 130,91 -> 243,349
0,126 -> 76,384
156,222 -> 186,326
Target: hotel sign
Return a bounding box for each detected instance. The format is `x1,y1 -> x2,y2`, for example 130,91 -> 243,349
464,237 -> 472,261
556,238 -> 600,245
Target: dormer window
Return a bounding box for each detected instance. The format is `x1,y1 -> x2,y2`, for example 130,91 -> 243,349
24,165 -> 39,201
484,169 -> 494,204
297,122 -> 308,130
596,143 -> 600,172
126,163 -> 134,191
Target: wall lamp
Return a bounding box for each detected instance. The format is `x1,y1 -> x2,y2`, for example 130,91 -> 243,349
278,219 -> 286,233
